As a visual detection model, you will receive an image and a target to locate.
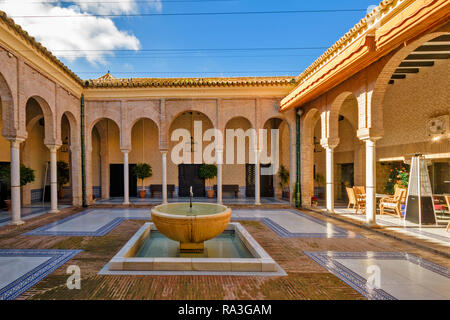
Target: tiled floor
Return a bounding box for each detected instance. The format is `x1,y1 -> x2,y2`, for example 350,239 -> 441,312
232,209 -> 361,238
0,204 -> 71,227
326,206 -> 450,246
304,251 -> 450,300
0,205 -> 449,300
26,208 -> 151,236
0,249 -> 81,300
25,208 -> 359,238
95,197 -> 288,205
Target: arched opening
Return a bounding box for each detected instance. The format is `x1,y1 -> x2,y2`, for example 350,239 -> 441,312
301,108 -> 321,206
21,97 -> 53,207
0,73 -> 12,211
262,117 -> 291,201
333,94 -> 362,204
168,111 -> 214,198
223,116 -> 253,199
90,118 -> 122,201
58,112 -> 80,206
373,32 -> 450,212
130,118 -> 160,198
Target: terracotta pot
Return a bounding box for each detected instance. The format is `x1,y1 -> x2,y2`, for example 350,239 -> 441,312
4,199 -> 11,212
206,189 -> 215,199
139,189 -> 147,198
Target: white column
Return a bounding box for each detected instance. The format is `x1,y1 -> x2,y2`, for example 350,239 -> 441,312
325,145 -> 335,213
217,150 -> 223,204
161,150 -> 167,204
365,139 -> 377,226
10,139 -> 24,225
122,150 -> 130,205
289,127 -> 297,207
255,149 -> 261,205
47,145 -> 60,213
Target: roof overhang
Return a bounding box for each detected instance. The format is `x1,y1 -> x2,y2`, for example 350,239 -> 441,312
280,0 -> 450,112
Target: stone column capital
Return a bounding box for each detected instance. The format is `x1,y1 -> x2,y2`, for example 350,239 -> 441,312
7,137 -> 25,145
360,136 -> 382,143
121,149 -> 130,154
357,128 -> 383,141
320,138 -> 339,149
46,144 -> 62,152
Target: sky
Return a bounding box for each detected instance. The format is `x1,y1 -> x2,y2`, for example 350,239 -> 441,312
0,0 -> 379,79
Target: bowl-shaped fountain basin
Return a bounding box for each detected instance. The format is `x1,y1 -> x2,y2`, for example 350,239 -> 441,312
151,203 -> 232,252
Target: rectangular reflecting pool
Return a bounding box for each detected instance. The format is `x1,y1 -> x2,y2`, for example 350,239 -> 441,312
136,231 -> 253,259
108,223 -> 278,272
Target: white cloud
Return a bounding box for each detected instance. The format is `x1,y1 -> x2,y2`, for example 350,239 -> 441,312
0,1 -> 165,64
71,0 -> 162,15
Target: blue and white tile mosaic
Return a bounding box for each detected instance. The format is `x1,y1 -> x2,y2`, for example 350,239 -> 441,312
25,209 -> 151,236
304,251 -> 450,300
0,249 -> 81,300
25,208 -> 359,238
232,209 -> 362,238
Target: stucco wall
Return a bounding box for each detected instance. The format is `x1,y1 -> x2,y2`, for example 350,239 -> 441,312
0,102 -> 11,162
378,59 -> 450,155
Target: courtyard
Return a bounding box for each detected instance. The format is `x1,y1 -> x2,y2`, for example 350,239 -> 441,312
0,0 -> 449,304
0,205 -> 448,300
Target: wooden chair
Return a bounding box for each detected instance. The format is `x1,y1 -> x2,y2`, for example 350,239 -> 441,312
379,187 -> 407,218
354,186 -> 366,195
346,187 -> 357,209
444,195 -> 450,232
352,186 -> 366,214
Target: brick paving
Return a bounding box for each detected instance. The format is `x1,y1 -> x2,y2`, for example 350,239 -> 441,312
0,206 -> 448,300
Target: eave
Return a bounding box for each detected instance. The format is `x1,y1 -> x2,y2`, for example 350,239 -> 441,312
280,0 -> 450,112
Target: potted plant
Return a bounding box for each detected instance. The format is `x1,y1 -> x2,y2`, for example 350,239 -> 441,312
385,164 -> 410,195
57,161 -> 70,199
199,164 -> 217,198
133,163 -> 152,198
311,196 -> 319,207
278,165 -> 290,199
0,164 -> 35,211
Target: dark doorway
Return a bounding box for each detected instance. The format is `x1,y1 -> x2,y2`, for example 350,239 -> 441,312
245,164 -> 274,198
0,161 -> 9,209
260,164 -> 274,197
109,164 -> 137,198
340,163 -> 354,201
245,164 -> 255,197
178,164 -> 205,197
431,162 -> 450,194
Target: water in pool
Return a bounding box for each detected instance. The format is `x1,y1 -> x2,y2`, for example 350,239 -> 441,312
154,203 -> 226,216
136,231 -> 253,258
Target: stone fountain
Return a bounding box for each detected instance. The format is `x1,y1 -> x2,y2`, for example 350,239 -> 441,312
151,187 -> 232,252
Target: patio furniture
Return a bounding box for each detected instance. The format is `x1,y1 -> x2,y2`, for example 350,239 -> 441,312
213,185 -> 240,198
445,196 -> 450,232
150,184 -> 175,198
354,186 -> 366,195
345,187 -> 357,209
352,186 -> 366,214
379,187 -> 407,218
